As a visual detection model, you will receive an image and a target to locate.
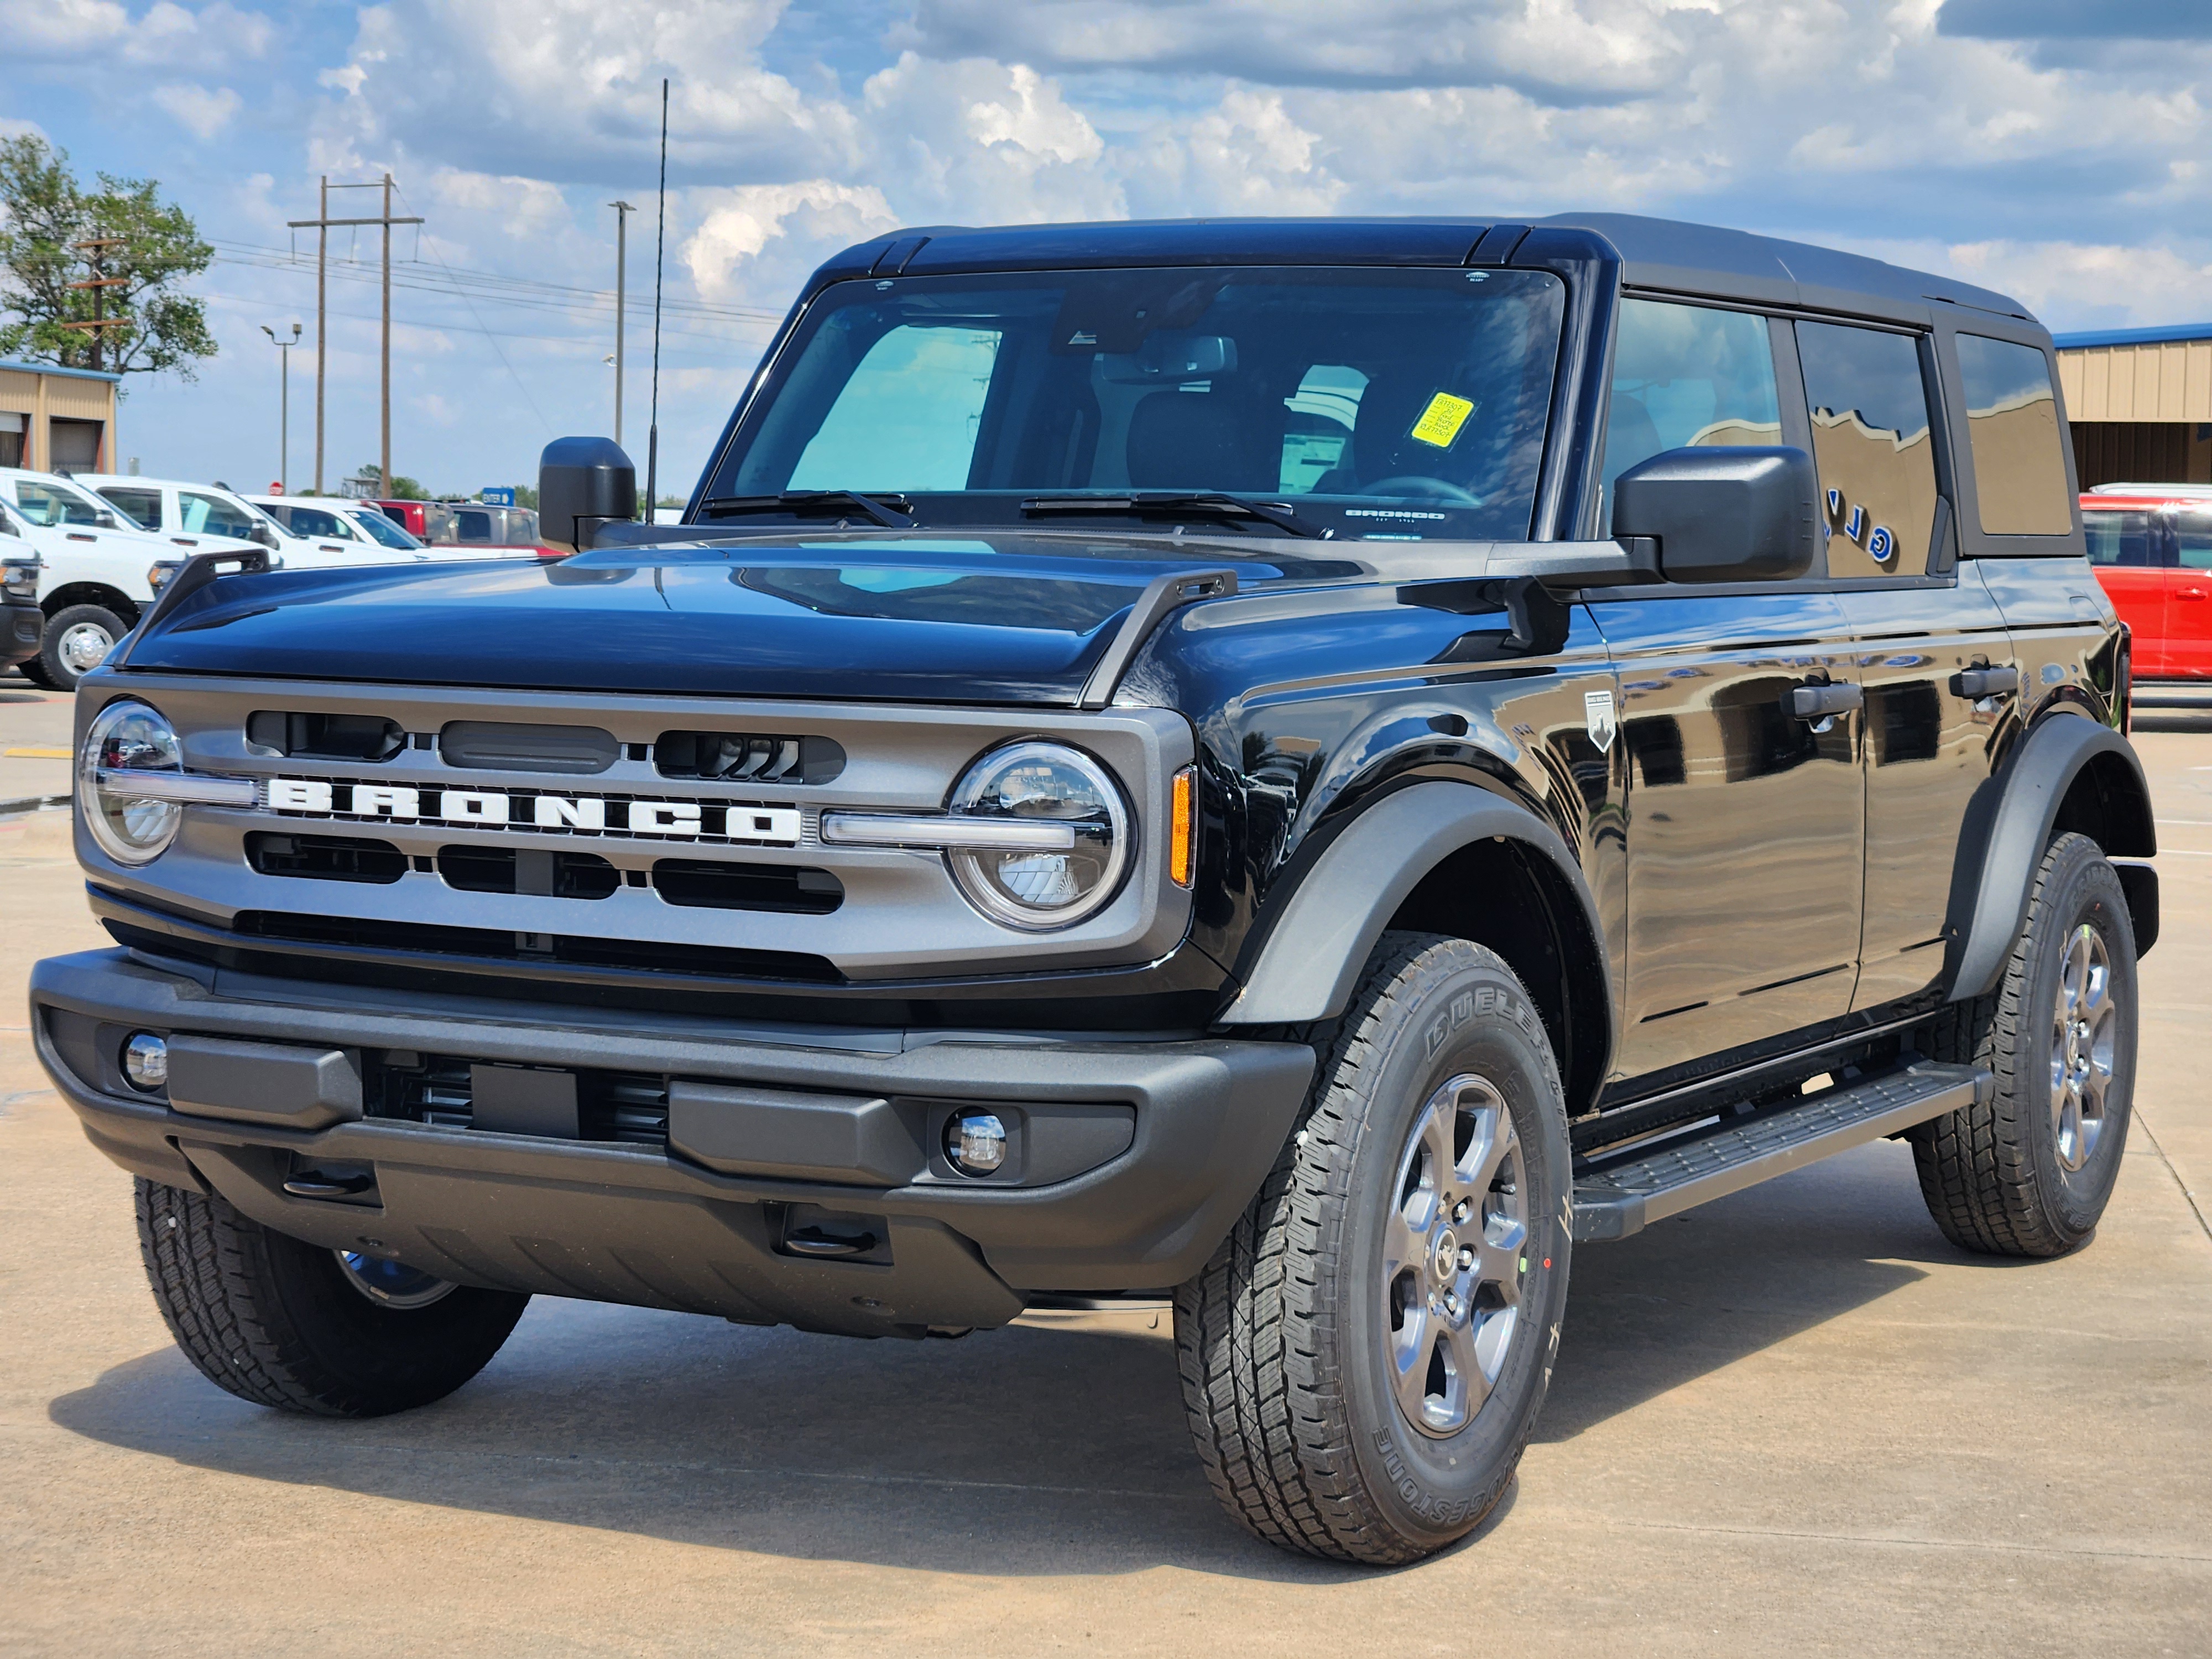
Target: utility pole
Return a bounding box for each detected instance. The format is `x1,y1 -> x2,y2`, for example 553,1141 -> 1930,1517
609,200 -> 634,447
260,323 -> 300,493
289,179 -> 421,497
315,176 -> 326,493
62,237 -> 129,372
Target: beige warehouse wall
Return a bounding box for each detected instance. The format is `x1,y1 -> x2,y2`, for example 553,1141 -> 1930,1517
2059,340 -> 2212,424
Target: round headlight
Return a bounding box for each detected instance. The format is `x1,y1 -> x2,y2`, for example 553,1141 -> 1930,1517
945,742 -> 1131,931
80,698 -> 185,865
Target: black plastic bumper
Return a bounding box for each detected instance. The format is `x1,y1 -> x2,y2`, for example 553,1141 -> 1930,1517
2,597 -> 39,671
30,949 -> 1315,1337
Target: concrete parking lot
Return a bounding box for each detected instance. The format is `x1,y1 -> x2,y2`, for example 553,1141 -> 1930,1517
3,664 -> 2208,1656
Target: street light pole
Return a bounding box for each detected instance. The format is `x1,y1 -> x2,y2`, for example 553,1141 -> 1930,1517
609,200 -> 634,448
260,322 -> 301,493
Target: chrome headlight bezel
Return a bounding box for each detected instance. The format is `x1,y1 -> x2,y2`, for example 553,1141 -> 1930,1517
80,698 -> 186,865
943,740 -> 1134,932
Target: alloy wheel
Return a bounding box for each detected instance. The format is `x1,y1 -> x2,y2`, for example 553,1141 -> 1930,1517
1381,1072 -> 1528,1438
2050,922 -> 2116,1172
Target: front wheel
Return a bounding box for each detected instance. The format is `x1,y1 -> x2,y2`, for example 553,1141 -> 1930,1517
135,1178 -> 529,1416
36,602 -> 127,690
1175,933 -> 1572,1564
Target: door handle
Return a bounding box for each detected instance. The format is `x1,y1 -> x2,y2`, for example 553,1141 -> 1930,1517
1787,681 -> 1863,721
2179,587 -> 2208,601
171,537 -> 199,547
1951,665 -> 2020,698
66,532 -> 96,542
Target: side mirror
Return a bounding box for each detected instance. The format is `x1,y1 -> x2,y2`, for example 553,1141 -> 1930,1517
1611,445 -> 1817,584
539,436 -> 637,554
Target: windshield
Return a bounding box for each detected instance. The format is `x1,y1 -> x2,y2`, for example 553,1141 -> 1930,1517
705,265 -> 1566,541
12,477 -> 110,528
346,507 -> 423,549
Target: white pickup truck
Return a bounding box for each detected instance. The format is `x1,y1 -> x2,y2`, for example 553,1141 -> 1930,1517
0,467 -> 262,690
79,474 -> 432,576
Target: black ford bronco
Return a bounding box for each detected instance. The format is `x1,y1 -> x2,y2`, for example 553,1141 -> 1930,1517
33,214 -> 2157,1564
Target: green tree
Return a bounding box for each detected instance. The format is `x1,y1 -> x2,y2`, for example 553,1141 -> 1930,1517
358,463 -> 428,500
0,134 -> 216,380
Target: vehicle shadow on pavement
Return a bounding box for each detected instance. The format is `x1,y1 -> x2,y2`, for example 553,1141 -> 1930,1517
49,1311 -> 1381,1581
50,1146 -> 1970,1574
1542,1144 -> 1950,1441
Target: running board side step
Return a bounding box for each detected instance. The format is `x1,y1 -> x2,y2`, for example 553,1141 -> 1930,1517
1571,1061 -> 1991,1243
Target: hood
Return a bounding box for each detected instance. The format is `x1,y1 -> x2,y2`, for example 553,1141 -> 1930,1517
113,533 -> 1317,704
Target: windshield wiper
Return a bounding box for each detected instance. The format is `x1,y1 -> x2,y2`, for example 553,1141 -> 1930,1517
698,490 -> 914,529
1019,492 -> 1322,539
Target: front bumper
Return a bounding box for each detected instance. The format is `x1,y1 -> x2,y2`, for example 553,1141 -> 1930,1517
31,949 -> 1314,1337
2,597 -> 38,670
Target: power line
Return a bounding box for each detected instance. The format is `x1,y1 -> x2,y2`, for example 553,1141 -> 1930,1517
212,238 -> 785,327
195,288 -> 763,358
392,182 -> 552,438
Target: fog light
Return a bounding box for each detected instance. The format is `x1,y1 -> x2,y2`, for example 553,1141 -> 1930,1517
122,1031 -> 169,1092
945,1110 -> 1008,1176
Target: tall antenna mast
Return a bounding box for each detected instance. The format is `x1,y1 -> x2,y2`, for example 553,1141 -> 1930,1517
645,78 -> 669,522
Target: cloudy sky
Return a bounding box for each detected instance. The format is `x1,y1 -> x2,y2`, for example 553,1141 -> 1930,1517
3,0 -> 2209,498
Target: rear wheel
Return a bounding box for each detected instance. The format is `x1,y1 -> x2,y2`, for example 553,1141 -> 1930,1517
1175,933 -> 1572,1564
1910,832 -> 2137,1256
135,1177 -> 529,1416
37,602 -> 127,690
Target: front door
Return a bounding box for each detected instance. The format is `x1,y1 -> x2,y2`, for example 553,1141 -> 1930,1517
1592,294 -> 1865,1084
1594,591 -> 1865,1080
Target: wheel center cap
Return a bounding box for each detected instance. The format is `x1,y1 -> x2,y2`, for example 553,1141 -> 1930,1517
1431,1229 -> 1459,1284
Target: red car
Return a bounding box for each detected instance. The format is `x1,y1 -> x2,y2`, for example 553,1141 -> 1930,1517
2081,490 -> 2212,697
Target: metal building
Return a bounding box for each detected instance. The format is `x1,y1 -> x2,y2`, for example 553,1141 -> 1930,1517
0,359 -> 122,474
2054,324 -> 2212,488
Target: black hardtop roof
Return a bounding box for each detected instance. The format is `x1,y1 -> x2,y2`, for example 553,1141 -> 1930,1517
821,211 -> 2037,332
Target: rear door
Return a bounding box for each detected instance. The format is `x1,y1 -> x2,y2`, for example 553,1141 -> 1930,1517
2168,507 -> 2212,676
1590,297 -> 1865,1083
2081,504 -> 2172,675
1802,320 -> 2015,1010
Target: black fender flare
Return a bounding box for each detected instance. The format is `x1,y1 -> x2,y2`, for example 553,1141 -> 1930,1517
1946,714 -> 2157,1000
1220,780 -> 1614,1042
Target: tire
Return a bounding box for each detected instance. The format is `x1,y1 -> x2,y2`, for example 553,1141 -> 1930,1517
38,602 -> 127,691
1909,832 -> 2137,1257
135,1177 -> 530,1416
1175,933 -> 1573,1564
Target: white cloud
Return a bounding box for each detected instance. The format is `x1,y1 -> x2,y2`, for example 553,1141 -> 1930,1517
0,0 -> 273,67
683,181 -> 898,300
152,82 -> 242,140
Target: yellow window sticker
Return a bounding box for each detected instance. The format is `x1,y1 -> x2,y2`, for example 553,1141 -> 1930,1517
1408,391 -> 1474,449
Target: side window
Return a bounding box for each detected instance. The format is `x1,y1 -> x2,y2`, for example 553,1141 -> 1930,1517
1602,299 -> 1780,526
455,509 -> 493,542
1955,334 -> 2072,535
2174,510 -> 2212,571
180,491 -> 259,539
15,482 -> 98,526
98,487 -> 163,529
787,326 -> 1001,492
1796,321 -> 1938,579
2082,510 -> 2159,568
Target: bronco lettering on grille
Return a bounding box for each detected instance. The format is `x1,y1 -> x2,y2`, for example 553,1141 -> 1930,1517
262,778 -> 801,846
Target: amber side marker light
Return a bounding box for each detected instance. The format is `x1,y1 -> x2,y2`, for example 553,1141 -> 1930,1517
1170,766 -> 1196,888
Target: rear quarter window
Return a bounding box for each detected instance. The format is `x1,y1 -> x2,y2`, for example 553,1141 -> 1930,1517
1956,335 -> 2073,536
